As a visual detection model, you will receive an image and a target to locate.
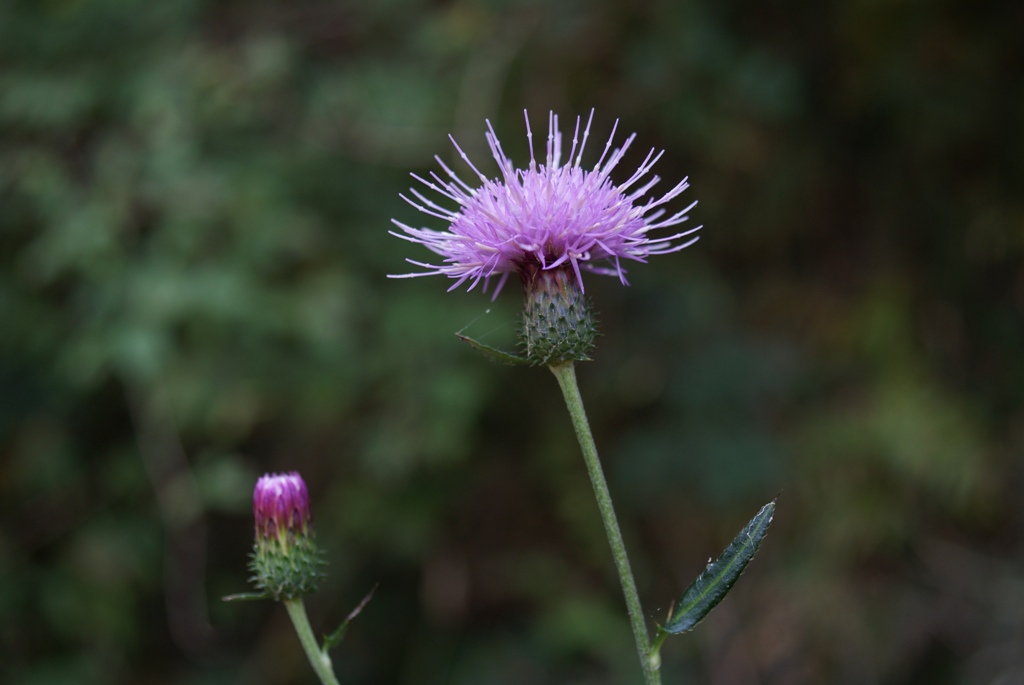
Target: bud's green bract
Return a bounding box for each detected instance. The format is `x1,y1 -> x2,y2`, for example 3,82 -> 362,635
250,472 -> 325,600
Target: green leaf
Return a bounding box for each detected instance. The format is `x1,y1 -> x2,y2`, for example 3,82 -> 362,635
455,332 -> 529,366
222,591 -> 272,602
661,499 -> 776,634
322,584 -> 377,652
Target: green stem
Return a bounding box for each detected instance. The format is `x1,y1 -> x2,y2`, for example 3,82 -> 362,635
284,598 -> 341,685
549,362 -> 662,685
650,628 -> 669,662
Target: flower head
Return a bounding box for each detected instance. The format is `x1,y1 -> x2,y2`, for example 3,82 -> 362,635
389,110 -> 700,297
253,472 -> 311,547
250,472 -> 324,600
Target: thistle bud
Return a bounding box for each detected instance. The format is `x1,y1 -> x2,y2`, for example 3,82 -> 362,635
519,264 -> 597,366
250,472 -> 325,600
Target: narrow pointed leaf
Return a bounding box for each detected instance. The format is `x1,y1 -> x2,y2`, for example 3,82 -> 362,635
222,591 -> 272,602
322,585 -> 377,652
662,499 -> 776,634
455,332 -> 529,365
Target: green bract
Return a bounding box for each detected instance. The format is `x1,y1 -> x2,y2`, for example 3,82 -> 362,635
520,266 -> 597,366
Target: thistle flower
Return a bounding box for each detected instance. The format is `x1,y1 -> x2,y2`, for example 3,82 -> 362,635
250,472 -> 324,600
389,110 -> 700,297
389,110 -> 699,365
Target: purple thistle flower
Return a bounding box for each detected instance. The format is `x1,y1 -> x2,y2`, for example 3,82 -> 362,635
250,472 -> 324,600
254,472 -> 311,548
389,110 -> 700,298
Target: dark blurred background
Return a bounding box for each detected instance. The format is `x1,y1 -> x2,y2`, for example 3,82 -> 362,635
2,0 -> 1022,683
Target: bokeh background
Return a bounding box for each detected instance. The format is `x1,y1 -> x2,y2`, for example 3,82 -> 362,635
2,0 -> 1022,683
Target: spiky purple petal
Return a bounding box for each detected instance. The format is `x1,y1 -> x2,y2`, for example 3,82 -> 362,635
389,110 -> 701,297
253,471 -> 311,545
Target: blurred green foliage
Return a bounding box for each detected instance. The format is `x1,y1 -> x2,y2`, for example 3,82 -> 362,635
2,0 -> 1022,683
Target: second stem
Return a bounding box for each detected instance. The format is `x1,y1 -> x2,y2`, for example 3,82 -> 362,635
283,598 -> 341,685
549,362 -> 661,685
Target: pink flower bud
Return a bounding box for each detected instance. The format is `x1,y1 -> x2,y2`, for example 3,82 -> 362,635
250,471 -> 323,600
